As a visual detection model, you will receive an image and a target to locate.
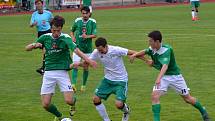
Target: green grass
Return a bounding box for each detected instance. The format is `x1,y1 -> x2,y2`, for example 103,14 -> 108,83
0,3 -> 215,121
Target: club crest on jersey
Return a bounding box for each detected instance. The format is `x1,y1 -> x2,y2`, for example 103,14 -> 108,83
52,43 -> 58,49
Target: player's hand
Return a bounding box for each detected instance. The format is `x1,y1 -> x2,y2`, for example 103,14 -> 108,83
82,33 -> 88,39
88,60 -> 97,69
155,79 -> 161,87
31,22 -> 38,27
145,59 -> 153,67
72,37 -> 76,42
129,55 -> 135,63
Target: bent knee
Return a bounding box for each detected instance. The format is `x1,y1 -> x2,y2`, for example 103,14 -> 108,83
93,96 -> 101,105
115,101 -> 124,109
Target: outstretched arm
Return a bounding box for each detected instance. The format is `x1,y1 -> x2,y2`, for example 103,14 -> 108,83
73,48 -> 97,68
25,42 -> 42,51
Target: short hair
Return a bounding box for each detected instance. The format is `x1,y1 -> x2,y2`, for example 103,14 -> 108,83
50,15 -> 65,28
81,6 -> 90,13
95,37 -> 107,47
148,30 -> 162,42
35,0 -> 43,4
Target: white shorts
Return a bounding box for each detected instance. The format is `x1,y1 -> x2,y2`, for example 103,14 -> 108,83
40,70 -> 73,95
72,52 -> 91,63
153,74 -> 190,95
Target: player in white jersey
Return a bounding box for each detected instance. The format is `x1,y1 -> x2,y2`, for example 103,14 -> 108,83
88,37 -> 143,121
190,0 -> 200,21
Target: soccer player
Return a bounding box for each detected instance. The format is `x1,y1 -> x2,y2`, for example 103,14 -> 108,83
70,6 -> 97,92
88,37 -> 141,121
30,0 -> 53,75
190,0 -> 200,21
80,0 -> 94,14
25,15 -> 97,121
130,30 -> 210,121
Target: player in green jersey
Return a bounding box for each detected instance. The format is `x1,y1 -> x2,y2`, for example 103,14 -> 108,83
25,15 -> 97,121
130,30 -> 210,121
70,6 -> 97,92
190,0 -> 200,21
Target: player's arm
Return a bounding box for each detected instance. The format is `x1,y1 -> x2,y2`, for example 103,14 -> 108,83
70,31 -> 76,42
74,48 -> 97,68
129,50 -> 145,62
29,14 -> 37,27
155,64 -> 168,86
25,42 -> 42,51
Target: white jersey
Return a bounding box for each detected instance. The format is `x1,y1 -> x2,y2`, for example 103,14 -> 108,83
90,45 -> 128,82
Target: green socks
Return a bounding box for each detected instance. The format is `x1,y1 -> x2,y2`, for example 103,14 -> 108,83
47,104 -> 62,118
82,70 -> 89,86
72,68 -> 78,85
193,100 -> 207,116
152,104 -> 160,121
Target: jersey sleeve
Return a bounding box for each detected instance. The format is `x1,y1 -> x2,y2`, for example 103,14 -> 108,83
30,13 -> 35,25
36,35 -> 45,44
92,21 -> 97,35
144,48 -> 151,55
71,21 -> 77,32
89,49 -> 98,61
158,49 -> 171,65
64,34 -> 77,51
114,46 -> 128,56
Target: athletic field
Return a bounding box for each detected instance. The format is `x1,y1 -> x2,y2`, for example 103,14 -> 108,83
0,2 -> 214,121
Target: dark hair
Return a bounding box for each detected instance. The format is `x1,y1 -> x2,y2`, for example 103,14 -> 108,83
148,30 -> 162,42
81,6 -> 90,13
50,15 -> 65,28
95,37 -> 107,47
35,0 -> 43,4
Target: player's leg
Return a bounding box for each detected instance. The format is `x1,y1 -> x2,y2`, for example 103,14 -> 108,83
41,71 -> 62,119
81,66 -> 88,92
191,1 -> 196,21
57,70 -> 76,116
151,76 -> 169,121
114,81 -> 130,121
93,95 -> 110,121
171,74 -> 210,121
71,52 -> 81,91
81,53 -> 91,92
194,2 -> 200,20
93,78 -> 112,121
181,94 -> 210,121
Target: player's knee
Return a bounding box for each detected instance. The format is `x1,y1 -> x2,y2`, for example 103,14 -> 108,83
182,95 -> 195,104
151,91 -> 160,102
93,96 -> 101,105
65,98 -> 73,105
115,100 -> 124,109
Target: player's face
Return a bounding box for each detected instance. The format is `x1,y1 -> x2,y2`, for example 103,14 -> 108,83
51,25 -> 62,39
81,10 -> 90,21
97,45 -> 108,54
35,1 -> 43,11
148,37 -> 160,50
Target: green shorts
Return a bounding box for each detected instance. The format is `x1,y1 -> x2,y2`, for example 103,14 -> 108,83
95,78 -> 128,102
191,1 -> 200,8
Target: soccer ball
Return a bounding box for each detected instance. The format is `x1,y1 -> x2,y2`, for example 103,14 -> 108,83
61,118 -> 72,121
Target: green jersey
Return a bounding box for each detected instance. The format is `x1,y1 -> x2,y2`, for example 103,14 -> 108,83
145,44 -> 180,75
71,17 -> 97,53
36,33 -> 77,71
82,0 -> 92,6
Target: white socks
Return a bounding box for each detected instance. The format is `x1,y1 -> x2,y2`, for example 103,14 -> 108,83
96,103 -> 110,121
